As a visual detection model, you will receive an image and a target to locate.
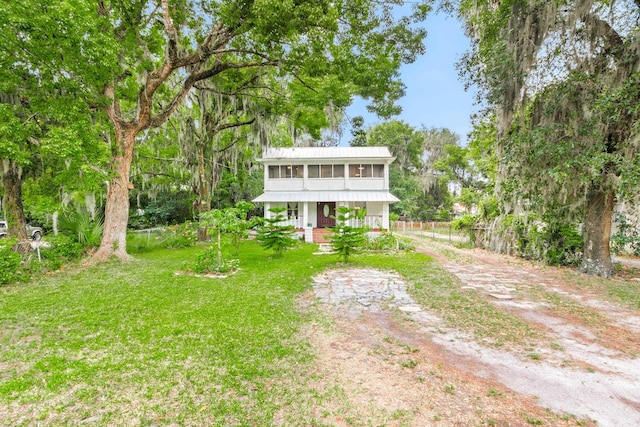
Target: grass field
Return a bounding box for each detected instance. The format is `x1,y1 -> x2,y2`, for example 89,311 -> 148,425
2,238 -> 638,425
1,241 -> 444,425
1,242 -> 333,425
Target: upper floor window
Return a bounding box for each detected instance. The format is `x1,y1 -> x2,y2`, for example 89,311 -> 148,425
349,164 -> 384,178
268,165 -> 303,179
308,164 -> 344,178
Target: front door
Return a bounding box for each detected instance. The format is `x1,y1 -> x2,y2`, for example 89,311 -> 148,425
317,202 -> 336,228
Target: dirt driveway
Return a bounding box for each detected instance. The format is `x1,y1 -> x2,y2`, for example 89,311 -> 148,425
299,239 -> 640,426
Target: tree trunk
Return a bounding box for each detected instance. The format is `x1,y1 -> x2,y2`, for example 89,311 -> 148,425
580,188 -> 615,278
195,138 -> 211,241
1,159 -> 29,241
93,127 -> 136,261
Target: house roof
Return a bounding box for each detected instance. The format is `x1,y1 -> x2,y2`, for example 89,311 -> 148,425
252,191 -> 400,203
258,146 -> 394,162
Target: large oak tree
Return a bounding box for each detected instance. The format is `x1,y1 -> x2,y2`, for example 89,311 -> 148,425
2,0 -> 429,260
458,0 -> 640,276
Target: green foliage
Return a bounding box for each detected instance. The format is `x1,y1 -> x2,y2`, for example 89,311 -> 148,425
366,122 -> 457,221
367,120 -> 426,172
160,222 -> 197,249
330,206 -> 368,262
388,167 -> 452,221
58,205 -> 103,250
0,237 -> 21,285
364,231 -> 414,251
256,207 -> 297,257
457,1 -> 640,274
611,214 -> 640,257
349,116 -> 368,147
536,222 -> 583,267
39,234 -> 85,271
21,179 -> 59,230
192,245 -> 239,274
478,196 -> 499,220
508,215 -> 583,267
200,202 -> 257,256
452,214 -> 479,245
3,0 -> 431,260
433,143 -> 475,188
452,214 -> 477,230
467,117 -> 498,186
128,191 -> 194,229
452,214 -> 478,230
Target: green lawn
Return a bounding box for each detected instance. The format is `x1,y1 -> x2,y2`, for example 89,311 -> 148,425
0,242 -> 442,425
1,242 -> 331,425
4,239 -> 633,425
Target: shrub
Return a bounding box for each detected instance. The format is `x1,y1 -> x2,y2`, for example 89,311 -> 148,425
453,214 -> 479,244
365,231 -> 414,251
506,214 -> 583,267
59,204 -> 103,249
128,190 -> 195,229
611,214 -> 640,256
39,234 -> 85,271
192,245 -> 239,274
0,237 -> 22,285
530,221 -> 583,266
161,222 -> 197,249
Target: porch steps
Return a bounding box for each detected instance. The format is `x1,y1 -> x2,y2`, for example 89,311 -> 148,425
312,228 -> 332,243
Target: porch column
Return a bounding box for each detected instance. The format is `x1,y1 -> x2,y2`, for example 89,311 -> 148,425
382,203 -> 390,230
264,202 -> 271,219
303,202 -> 313,242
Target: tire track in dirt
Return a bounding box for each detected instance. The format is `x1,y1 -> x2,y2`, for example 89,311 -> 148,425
413,241 -> 640,426
305,241 -> 640,426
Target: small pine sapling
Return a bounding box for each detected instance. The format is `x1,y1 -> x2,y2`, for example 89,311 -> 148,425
330,206 -> 368,262
256,207 -> 297,257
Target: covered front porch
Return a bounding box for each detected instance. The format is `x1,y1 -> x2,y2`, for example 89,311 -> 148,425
252,191 -> 399,243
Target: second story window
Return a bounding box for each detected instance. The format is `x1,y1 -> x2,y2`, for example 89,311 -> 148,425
308,164 -> 345,178
349,164 -> 384,178
268,165 -> 303,178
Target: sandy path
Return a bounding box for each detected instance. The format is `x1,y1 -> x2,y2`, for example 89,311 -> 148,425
302,241 -> 640,426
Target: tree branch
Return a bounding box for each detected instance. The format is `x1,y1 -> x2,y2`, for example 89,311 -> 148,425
216,135 -> 245,155
161,0 -> 179,62
292,72 -> 318,93
137,155 -> 183,162
214,118 -> 255,135
129,171 -> 185,180
583,12 -> 626,63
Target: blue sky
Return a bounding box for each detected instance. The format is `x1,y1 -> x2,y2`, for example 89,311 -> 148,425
344,11 -> 479,146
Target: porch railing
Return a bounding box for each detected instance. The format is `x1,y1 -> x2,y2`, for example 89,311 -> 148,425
275,215 -> 383,230
276,217 -> 306,229
346,215 -> 383,229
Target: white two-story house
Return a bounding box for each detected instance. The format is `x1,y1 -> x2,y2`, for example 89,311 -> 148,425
252,146 -> 399,242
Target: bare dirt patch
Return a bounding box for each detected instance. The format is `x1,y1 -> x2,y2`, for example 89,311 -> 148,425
300,241 -> 640,426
